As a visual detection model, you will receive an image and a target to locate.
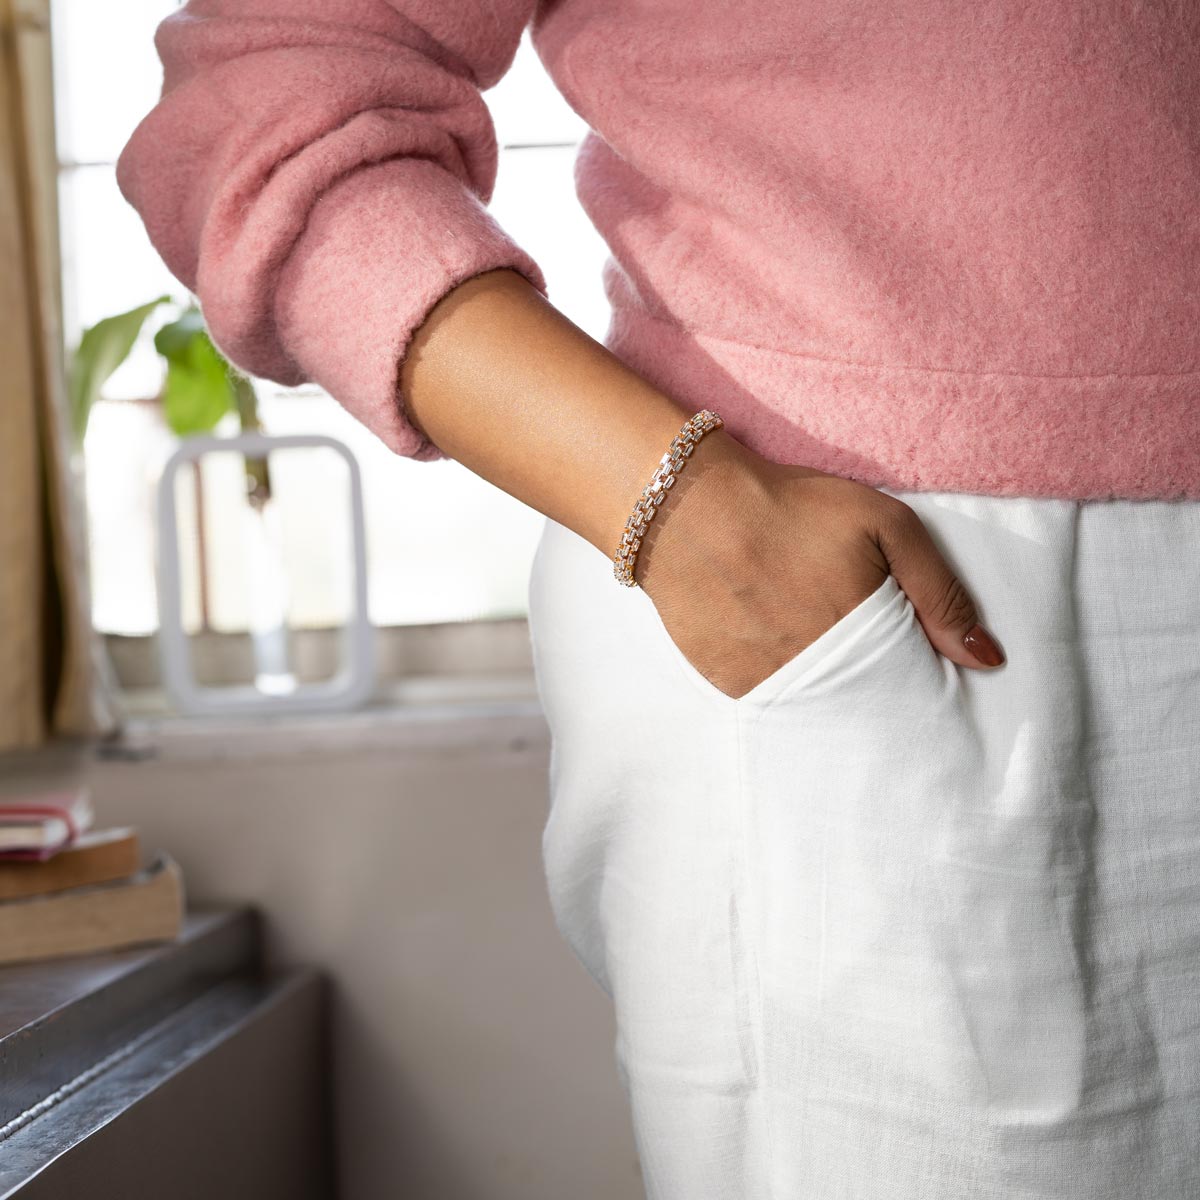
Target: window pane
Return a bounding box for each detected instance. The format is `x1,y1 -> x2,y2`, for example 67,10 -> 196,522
53,0 -> 180,165
83,399 -> 173,635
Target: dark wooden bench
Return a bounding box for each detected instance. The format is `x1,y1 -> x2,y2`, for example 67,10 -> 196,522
0,910 -> 333,1199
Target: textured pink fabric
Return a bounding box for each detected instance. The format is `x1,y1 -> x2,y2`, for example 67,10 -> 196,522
118,1 -> 1200,498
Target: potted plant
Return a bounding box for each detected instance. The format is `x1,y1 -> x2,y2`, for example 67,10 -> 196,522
68,300 -> 373,715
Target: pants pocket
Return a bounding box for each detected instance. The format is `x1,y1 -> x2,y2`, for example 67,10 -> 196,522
736,568 -> 963,998
734,526 -> 1099,1185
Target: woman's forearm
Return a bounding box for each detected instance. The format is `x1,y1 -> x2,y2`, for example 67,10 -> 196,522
400,265 -> 1004,694
399,267 -> 753,561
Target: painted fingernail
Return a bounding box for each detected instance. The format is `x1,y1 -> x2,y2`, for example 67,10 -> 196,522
962,623 -> 1005,667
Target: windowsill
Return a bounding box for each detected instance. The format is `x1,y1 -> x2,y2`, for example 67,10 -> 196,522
103,618 -> 538,691
101,671 -> 550,765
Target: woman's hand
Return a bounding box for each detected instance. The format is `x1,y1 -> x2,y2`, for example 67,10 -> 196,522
637,431 -> 1006,700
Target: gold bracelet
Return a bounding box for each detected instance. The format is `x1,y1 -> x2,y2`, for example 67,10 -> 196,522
612,409 -> 724,587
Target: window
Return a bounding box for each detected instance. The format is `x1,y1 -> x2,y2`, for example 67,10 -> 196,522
53,1 -> 610,644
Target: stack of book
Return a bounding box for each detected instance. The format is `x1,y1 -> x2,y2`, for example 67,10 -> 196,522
0,785 -> 184,966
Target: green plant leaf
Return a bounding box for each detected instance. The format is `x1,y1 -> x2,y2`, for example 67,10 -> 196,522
68,295 -> 171,443
151,305 -> 206,360
155,309 -> 236,436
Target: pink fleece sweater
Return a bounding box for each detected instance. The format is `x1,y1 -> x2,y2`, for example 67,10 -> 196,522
118,1 -> 1200,500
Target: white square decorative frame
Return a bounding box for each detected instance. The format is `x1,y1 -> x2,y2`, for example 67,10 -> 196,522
155,432 -> 374,715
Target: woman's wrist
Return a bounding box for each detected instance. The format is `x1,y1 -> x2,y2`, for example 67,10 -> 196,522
630,427 -> 772,597
572,394 -> 704,555
393,266 -> 764,573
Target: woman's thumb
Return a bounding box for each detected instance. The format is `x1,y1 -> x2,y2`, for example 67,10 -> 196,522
877,505 -> 1006,670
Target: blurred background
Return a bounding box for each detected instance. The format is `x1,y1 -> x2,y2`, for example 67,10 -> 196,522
0,2 -> 642,1196
61,0 -> 610,646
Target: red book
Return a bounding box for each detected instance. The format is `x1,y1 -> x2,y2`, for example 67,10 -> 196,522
0,788 -> 94,861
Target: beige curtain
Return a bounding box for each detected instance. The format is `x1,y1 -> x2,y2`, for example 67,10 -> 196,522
0,0 -> 113,751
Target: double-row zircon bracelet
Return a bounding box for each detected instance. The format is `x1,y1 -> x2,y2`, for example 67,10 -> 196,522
612,409 -> 724,587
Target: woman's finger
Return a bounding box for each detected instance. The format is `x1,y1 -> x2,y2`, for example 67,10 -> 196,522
874,500 -> 1006,670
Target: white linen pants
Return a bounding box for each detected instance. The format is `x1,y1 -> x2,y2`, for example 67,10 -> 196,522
527,486 -> 1200,1199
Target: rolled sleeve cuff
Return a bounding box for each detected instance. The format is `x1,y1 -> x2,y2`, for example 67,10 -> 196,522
273,156 -> 549,461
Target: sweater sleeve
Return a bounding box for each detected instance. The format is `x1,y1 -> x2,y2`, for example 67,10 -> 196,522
115,0 -> 549,461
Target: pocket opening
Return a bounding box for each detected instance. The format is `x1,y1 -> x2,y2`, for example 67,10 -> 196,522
642,573 -> 905,708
